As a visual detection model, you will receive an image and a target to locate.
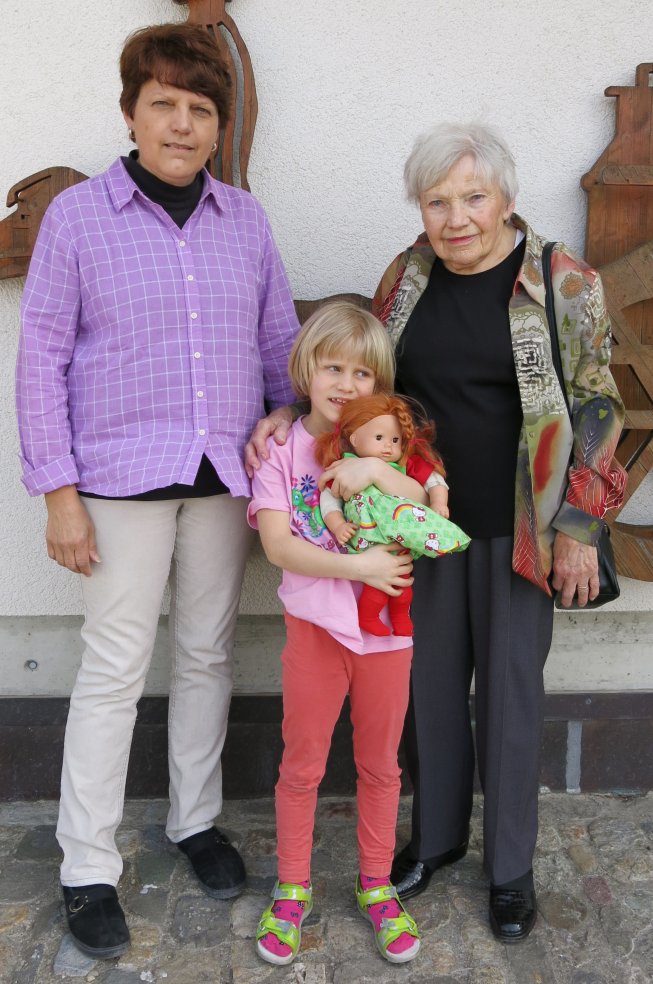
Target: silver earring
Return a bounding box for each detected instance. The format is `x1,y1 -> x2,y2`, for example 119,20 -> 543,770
128,128 -> 136,142
211,142 -> 218,154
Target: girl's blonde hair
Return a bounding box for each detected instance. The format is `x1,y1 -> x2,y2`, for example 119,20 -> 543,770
288,300 -> 395,399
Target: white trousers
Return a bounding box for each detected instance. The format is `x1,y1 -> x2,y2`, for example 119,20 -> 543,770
57,495 -> 252,887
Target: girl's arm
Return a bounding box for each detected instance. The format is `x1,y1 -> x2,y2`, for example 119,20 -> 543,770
257,510 -> 413,596
318,456 -> 427,504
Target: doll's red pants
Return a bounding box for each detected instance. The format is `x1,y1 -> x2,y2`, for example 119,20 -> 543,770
357,579 -> 413,637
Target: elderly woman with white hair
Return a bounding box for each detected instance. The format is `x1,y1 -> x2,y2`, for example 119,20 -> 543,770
245,121 -> 626,943
370,121 -> 626,941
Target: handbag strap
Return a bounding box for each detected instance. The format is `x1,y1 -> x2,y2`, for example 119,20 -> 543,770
543,240 -> 577,505
542,241 -> 570,423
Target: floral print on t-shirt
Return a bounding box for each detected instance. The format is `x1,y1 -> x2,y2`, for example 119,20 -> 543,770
290,472 -> 336,548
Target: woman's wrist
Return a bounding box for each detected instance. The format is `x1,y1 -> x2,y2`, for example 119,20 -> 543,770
44,485 -> 80,510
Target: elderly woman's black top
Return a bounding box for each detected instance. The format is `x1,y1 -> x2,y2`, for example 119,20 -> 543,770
395,239 -> 525,538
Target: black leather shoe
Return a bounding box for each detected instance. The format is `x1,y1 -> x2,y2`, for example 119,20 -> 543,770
178,827 -> 246,899
391,840 -> 468,900
62,884 -> 130,958
489,886 -> 537,943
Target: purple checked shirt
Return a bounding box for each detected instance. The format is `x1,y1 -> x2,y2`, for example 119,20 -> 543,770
16,158 -> 299,498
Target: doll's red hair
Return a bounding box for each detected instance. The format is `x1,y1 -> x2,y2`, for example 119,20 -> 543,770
315,394 -> 445,476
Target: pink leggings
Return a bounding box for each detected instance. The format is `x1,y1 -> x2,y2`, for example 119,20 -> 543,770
276,615 -> 412,883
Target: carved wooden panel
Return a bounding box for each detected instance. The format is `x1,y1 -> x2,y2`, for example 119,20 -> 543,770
599,242 -> 653,579
294,293 -> 371,326
0,168 -> 88,279
582,64 -> 653,580
176,0 -> 257,190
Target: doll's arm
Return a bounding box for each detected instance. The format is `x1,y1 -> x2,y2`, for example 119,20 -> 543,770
424,471 -> 449,518
321,487 -> 357,545
324,510 -> 357,546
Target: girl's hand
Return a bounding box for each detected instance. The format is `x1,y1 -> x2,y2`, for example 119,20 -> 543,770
318,456 -> 380,499
352,544 -> 413,596
319,457 -> 427,503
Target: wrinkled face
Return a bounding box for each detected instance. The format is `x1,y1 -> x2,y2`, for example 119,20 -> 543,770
306,353 -> 377,435
419,154 -> 515,275
349,414 -> 403,463
123,78 -> 219,186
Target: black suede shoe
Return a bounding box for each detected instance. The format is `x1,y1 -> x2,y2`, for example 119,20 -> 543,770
177,827 -> 245,899
489,886 -> 537,943
62,884 -> 130,958
391,840 -> 469,900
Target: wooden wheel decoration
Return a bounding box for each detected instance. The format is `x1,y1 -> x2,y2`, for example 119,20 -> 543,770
582,64 -> 653,580
598,242 -> 653,579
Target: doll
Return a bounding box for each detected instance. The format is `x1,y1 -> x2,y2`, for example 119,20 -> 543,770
315,394 -> 470,637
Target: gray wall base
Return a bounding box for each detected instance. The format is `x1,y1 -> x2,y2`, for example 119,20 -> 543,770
2,693 -> 651,801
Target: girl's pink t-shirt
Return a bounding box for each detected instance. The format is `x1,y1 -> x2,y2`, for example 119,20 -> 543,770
247,418 -> 411,654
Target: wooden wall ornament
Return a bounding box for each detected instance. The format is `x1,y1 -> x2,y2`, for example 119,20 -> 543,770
174,0 -> 258,190
0,168 -> 88,279
0,0 -> 256,280
582,63 -> 653,580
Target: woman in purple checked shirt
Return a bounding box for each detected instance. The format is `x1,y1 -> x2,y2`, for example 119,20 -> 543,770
15,23 -> 299,960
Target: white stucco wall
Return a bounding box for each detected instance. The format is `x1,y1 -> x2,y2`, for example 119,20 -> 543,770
1,1 -> 652,694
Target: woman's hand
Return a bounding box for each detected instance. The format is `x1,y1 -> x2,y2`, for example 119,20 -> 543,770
551,531 -> 599,608
244,406 -> 294,478
44,486 -> 100,577
351,544 -> 413,596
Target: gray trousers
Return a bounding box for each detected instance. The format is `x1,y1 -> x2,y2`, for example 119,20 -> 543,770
405,536 -> 554,885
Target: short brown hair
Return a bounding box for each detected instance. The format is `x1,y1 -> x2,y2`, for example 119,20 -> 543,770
119,23 -> 232,124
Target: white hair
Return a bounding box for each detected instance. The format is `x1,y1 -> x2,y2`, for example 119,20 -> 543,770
403,121 -> 519,206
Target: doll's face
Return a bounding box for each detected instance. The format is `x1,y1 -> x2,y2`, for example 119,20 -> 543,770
349,414 -> 403,462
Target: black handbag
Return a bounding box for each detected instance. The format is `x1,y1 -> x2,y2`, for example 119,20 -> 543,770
542,242 -> 620,610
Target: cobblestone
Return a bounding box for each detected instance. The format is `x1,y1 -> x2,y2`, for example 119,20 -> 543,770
0,793 -> 650,983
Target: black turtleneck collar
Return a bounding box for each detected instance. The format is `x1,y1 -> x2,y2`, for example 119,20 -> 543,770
122,151 -> 204,229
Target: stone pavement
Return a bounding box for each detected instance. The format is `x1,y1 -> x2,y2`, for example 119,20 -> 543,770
0,792 -> 651,984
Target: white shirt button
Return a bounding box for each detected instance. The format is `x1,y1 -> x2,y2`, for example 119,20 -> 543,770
199,429 -> 206,436
194,352 -> 201,359
190,312 -> 198,320
179,240 -> 186,247
187,274 -> 194,281
197,391 -> 204,398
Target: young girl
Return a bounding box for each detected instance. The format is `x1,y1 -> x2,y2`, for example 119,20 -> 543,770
248,301 -> 422,966
316,394 -> 470,637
